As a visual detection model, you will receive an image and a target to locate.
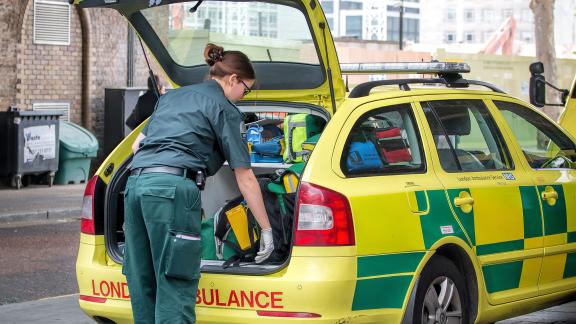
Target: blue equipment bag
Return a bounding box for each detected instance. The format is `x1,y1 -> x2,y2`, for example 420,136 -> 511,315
251,136 -> 284,163
346,141 -> 384,172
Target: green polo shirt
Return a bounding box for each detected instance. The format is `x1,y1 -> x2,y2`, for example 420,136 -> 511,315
131,80 -> 251,175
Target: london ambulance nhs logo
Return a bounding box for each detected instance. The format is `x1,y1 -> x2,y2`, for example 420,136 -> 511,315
502,172 -> 516,180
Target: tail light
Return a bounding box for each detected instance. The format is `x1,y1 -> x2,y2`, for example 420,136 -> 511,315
81,176 -> 98,235
294,182 -> 355,246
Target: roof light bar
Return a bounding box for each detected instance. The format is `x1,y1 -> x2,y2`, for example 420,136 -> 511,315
340,62 -> 471,75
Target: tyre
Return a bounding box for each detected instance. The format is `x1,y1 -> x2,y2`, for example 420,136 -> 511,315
412,255 -> 470,324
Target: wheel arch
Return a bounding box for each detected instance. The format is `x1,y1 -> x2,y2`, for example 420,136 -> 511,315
402,237 -> 481,324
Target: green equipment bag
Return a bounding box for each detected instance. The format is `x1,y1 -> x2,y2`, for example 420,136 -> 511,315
201,217 -> 218,260
200,216 -> 244,261
283,114 -> 324,163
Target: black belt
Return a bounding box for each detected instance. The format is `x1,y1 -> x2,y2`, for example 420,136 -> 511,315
131,166 -> 206,190
131,166 -> 204,185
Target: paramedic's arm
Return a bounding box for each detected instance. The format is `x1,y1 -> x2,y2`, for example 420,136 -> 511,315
234,167 -> 271,230
132,133 -> 145,153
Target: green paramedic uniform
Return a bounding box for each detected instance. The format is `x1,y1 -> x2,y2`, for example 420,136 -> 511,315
123,80 -> 251,324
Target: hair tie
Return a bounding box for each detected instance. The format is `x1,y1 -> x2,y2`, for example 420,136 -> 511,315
204,43 -> 226,66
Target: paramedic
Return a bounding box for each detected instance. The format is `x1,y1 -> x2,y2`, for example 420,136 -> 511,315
123,43 -> 274,324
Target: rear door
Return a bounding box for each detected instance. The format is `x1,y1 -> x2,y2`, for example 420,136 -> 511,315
328,97 -> 441,312
416,96 -> 543,304
73,0 -> 346,113
492,99 -> 576,296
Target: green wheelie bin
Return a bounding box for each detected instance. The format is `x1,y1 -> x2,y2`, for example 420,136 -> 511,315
54,121 -> 98,185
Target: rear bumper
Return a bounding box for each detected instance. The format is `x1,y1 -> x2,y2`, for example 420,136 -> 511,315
77,236 -> 405,323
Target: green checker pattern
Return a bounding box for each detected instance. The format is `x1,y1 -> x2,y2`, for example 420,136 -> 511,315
352,252 -> 424,310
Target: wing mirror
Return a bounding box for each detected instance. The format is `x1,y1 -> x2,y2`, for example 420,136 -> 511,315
529,62 -> 569,108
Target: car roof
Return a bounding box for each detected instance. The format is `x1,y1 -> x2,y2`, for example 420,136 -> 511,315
337,87 -> 530,114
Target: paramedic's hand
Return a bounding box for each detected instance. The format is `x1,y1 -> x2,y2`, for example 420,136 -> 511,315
255,228 -> 274,264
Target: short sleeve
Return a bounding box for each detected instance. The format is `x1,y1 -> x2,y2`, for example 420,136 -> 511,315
215,105 -> 251,169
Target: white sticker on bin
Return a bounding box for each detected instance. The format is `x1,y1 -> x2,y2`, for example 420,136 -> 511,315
175,233 -> 200,241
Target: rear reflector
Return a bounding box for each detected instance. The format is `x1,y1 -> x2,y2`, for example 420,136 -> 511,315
294,182 -> 355,246
80,176 -> 98,235
79,295 -> 107,303
256,310 -> 321,318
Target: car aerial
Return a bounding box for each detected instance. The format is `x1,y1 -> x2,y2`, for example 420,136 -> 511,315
73,0 -> 576,323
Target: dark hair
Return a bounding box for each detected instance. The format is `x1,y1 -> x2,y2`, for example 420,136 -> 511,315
203,43 -> 255,81
147,74 -> 160,91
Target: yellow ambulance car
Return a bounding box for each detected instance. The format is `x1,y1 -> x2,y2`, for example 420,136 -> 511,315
74,0 -> 576,323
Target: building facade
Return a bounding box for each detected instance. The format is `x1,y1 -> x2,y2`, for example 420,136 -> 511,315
420,0 -> 576,47
320,0 -> 422,43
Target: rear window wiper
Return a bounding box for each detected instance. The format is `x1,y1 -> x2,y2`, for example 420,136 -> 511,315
190,0 -> 204,13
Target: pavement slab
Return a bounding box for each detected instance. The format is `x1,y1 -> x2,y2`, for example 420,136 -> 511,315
0,294 -> 93,324
0,184 -> 85,223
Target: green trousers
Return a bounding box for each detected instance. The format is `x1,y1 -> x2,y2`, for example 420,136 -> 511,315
123,172 -> 202,324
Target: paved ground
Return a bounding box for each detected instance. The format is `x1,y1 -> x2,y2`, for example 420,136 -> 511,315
0,183 -> 84,223
0,219 -> 79,305
0,294 -> 92,324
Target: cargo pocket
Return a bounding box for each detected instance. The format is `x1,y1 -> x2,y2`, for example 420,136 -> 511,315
164,231 -> 202,281
141,186 -> 177,224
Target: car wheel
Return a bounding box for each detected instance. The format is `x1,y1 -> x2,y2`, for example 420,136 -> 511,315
412,256 -> 470,324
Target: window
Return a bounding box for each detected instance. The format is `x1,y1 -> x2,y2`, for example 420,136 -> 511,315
445,32 -> 456,43
341,104 -> 425,176
405,7 -> 420,14
34,0 -> 71,45
464,9 -> 475,22
346,15 -> 363,38
465,32 -> 475,43
521,31 -> 533,43
341,1 -> 363,10
482,9 -> 494,23
495,101 -> 576,169
423,100 -> 513,172
320,1 -> 333,14
445,9 -> 456,22
143,2 -> 320,67
387,17 -> 419,42
326,17 -> 334,29
502,8 -> 513,18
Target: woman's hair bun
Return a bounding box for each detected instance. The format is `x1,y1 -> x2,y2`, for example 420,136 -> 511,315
204,43 -> 224,66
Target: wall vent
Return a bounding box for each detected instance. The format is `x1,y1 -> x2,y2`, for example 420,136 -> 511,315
34,0 -> 71,46
33,102 -> 70,122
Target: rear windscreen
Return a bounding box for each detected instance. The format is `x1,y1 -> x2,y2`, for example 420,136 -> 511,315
142,1 -> 320,68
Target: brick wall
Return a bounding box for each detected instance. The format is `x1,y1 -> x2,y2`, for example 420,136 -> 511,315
2,1 -> 167,165
0,0 -> 28,110
16,0 -> 83,124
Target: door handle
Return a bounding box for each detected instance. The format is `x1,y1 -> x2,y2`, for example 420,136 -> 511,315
541,191 -> 558,200
453,191 -> 474,213
541,186 -> 558,206
454,197 -> 474,207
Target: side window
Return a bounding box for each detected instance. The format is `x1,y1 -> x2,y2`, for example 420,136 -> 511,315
341,104 -> 425,176
422,99 -> 513,172
494,100 -> 576,169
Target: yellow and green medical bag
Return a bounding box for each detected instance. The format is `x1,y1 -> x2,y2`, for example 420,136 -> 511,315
283,114 -> 324,162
